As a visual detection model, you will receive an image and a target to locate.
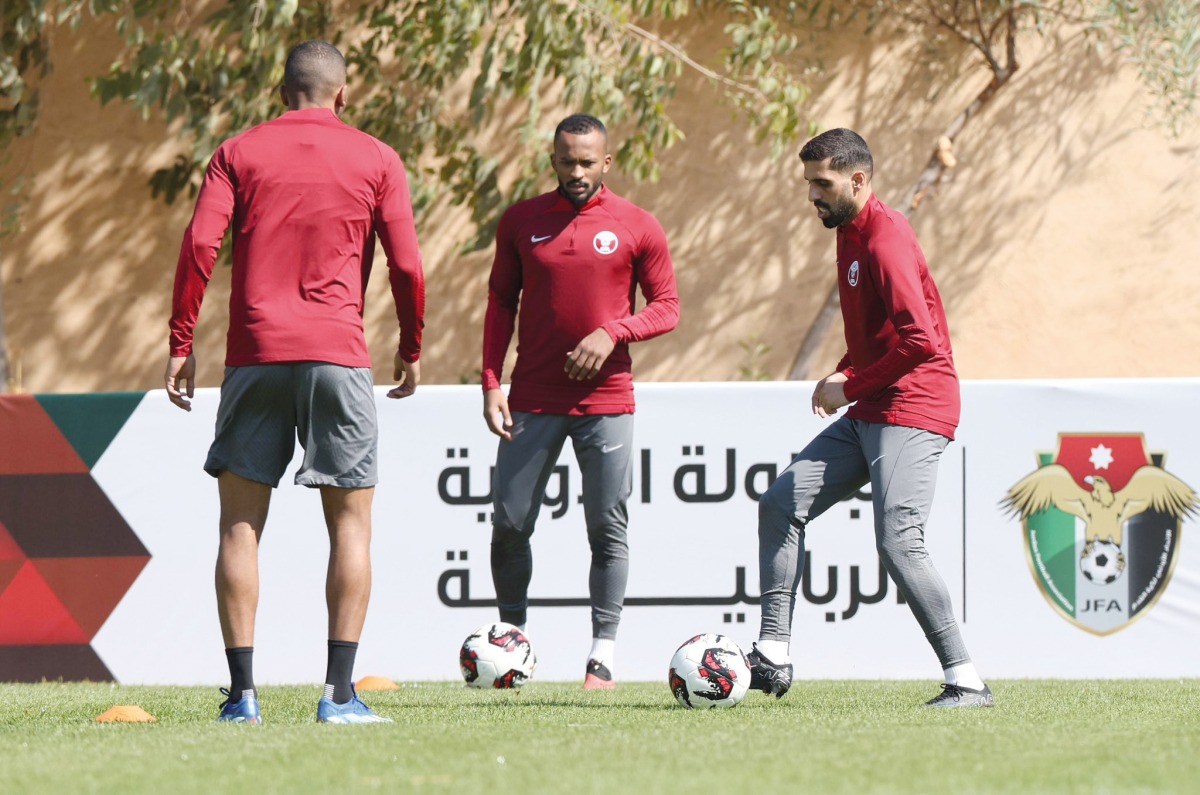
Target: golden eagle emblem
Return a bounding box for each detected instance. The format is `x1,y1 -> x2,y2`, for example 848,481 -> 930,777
1001,464 -> 1198,546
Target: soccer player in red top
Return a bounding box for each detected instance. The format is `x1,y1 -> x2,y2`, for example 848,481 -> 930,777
163,40 -> 424,724
481,114 -> 680,688
748,128 -> 992,708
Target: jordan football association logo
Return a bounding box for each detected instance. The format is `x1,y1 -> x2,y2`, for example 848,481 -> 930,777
1001,433 -> 1197,636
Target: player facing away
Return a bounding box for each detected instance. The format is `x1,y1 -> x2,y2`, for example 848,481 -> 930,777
163,40 -> 425,724
748,128 -> 992,708
481,113 -> 680,689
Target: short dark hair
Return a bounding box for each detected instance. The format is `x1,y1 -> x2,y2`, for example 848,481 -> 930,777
799,128 -> 873,179
283,40 -> 346,100
554,114 -> 607,141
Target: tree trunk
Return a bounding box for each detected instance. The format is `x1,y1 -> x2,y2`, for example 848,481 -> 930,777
787,285 -> 840,380
0,279 -> 9,394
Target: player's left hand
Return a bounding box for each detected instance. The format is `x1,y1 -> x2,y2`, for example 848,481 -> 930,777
812,371 -> 849,418
565,328 -> 616,381
388,352 -> 420,399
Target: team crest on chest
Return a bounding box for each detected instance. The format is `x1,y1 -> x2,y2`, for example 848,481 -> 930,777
593,231 -> 619,255
847,261 -> 860,287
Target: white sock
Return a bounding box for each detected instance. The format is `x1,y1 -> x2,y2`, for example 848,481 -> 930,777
944,663 -> 985,691
756,639 -> 790,664
589,638 -> 616,671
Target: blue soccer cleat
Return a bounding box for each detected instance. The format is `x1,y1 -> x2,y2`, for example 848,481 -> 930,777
316,687 -> 392,724
216,688 -> 262,724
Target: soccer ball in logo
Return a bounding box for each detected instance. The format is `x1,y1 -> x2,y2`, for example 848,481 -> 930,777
668,633 -> 751,709
1080,540 -> 1126,585
459,622 -> 537,689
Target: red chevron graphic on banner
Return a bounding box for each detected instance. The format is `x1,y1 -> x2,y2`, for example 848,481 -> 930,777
0,562 -> 89,645
32,557 -> 150,639
0,395 -> 88,475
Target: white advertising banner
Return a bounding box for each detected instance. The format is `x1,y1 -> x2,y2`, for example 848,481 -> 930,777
80,380 -> 1200,684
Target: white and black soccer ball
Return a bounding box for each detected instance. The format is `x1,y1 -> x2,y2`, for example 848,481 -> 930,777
668,633 -> 751,709
459,622 -> 536,689
1080,540 -> 1126,585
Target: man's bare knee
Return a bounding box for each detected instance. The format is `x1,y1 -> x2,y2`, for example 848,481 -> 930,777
321,486 -> 374,540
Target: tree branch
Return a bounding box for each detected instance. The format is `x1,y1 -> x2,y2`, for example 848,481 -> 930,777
926,2 -> 1002,74
623,20 -> 767,99
570,0 -> 767,100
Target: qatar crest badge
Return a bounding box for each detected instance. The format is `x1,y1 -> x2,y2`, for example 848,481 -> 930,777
593,230 -> 618,255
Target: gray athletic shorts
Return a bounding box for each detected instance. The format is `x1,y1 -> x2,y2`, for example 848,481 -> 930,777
204,363 -> 378,489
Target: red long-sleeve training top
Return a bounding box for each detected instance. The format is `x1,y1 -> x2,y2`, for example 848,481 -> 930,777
482,186 -> 679,415
168,108 -> 425,367
835,194 -> 960,439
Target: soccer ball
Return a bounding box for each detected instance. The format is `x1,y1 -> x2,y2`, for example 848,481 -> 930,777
668,633 -> 751,709
1080,540 -> 1126,585
459,622 -> 536,689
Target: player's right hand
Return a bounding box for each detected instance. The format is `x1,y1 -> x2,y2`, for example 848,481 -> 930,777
165,354 -> 196,412
484,388 -> 513,441
388,352 -> 420,399
811,371 -> 849,418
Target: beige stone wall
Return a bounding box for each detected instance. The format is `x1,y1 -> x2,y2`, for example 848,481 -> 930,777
3,15 -> 1199,396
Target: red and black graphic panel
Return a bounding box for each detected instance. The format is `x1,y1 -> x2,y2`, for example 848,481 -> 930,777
0,395 -> 149,682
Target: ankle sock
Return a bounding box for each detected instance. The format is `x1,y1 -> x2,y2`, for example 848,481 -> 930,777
588,638 -> 616,672
944,662 -> 985,691
325,640 -> 359,704
226,647 -> 255,699
756,639 -> 790,664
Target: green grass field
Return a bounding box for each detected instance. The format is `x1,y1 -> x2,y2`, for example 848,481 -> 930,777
2,680 -> 1197,794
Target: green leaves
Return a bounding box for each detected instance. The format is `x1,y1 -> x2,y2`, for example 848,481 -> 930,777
4,0 -> 1198,248
1,1 -> 812,245
25,1 -> 819,242
1098,0 -> 1200,133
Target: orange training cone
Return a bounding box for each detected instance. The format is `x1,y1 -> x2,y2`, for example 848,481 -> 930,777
96,705 -> 157,723
355,675 -> 401,691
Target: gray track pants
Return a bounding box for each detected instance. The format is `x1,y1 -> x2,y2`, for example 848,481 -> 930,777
758,416 -> 970,668
491,412 -> 634,640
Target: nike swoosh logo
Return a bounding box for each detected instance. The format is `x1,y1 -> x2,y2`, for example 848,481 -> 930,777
870,454 -> 885,466
601,444 -> 624,454
531,234 -> 552,243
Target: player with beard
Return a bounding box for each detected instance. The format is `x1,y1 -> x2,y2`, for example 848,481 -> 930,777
747,128 -> 992,707
481,114 -> 679,688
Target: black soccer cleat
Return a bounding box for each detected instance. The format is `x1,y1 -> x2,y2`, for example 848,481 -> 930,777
747,643 -> 793,699
923,683 -> 994,708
